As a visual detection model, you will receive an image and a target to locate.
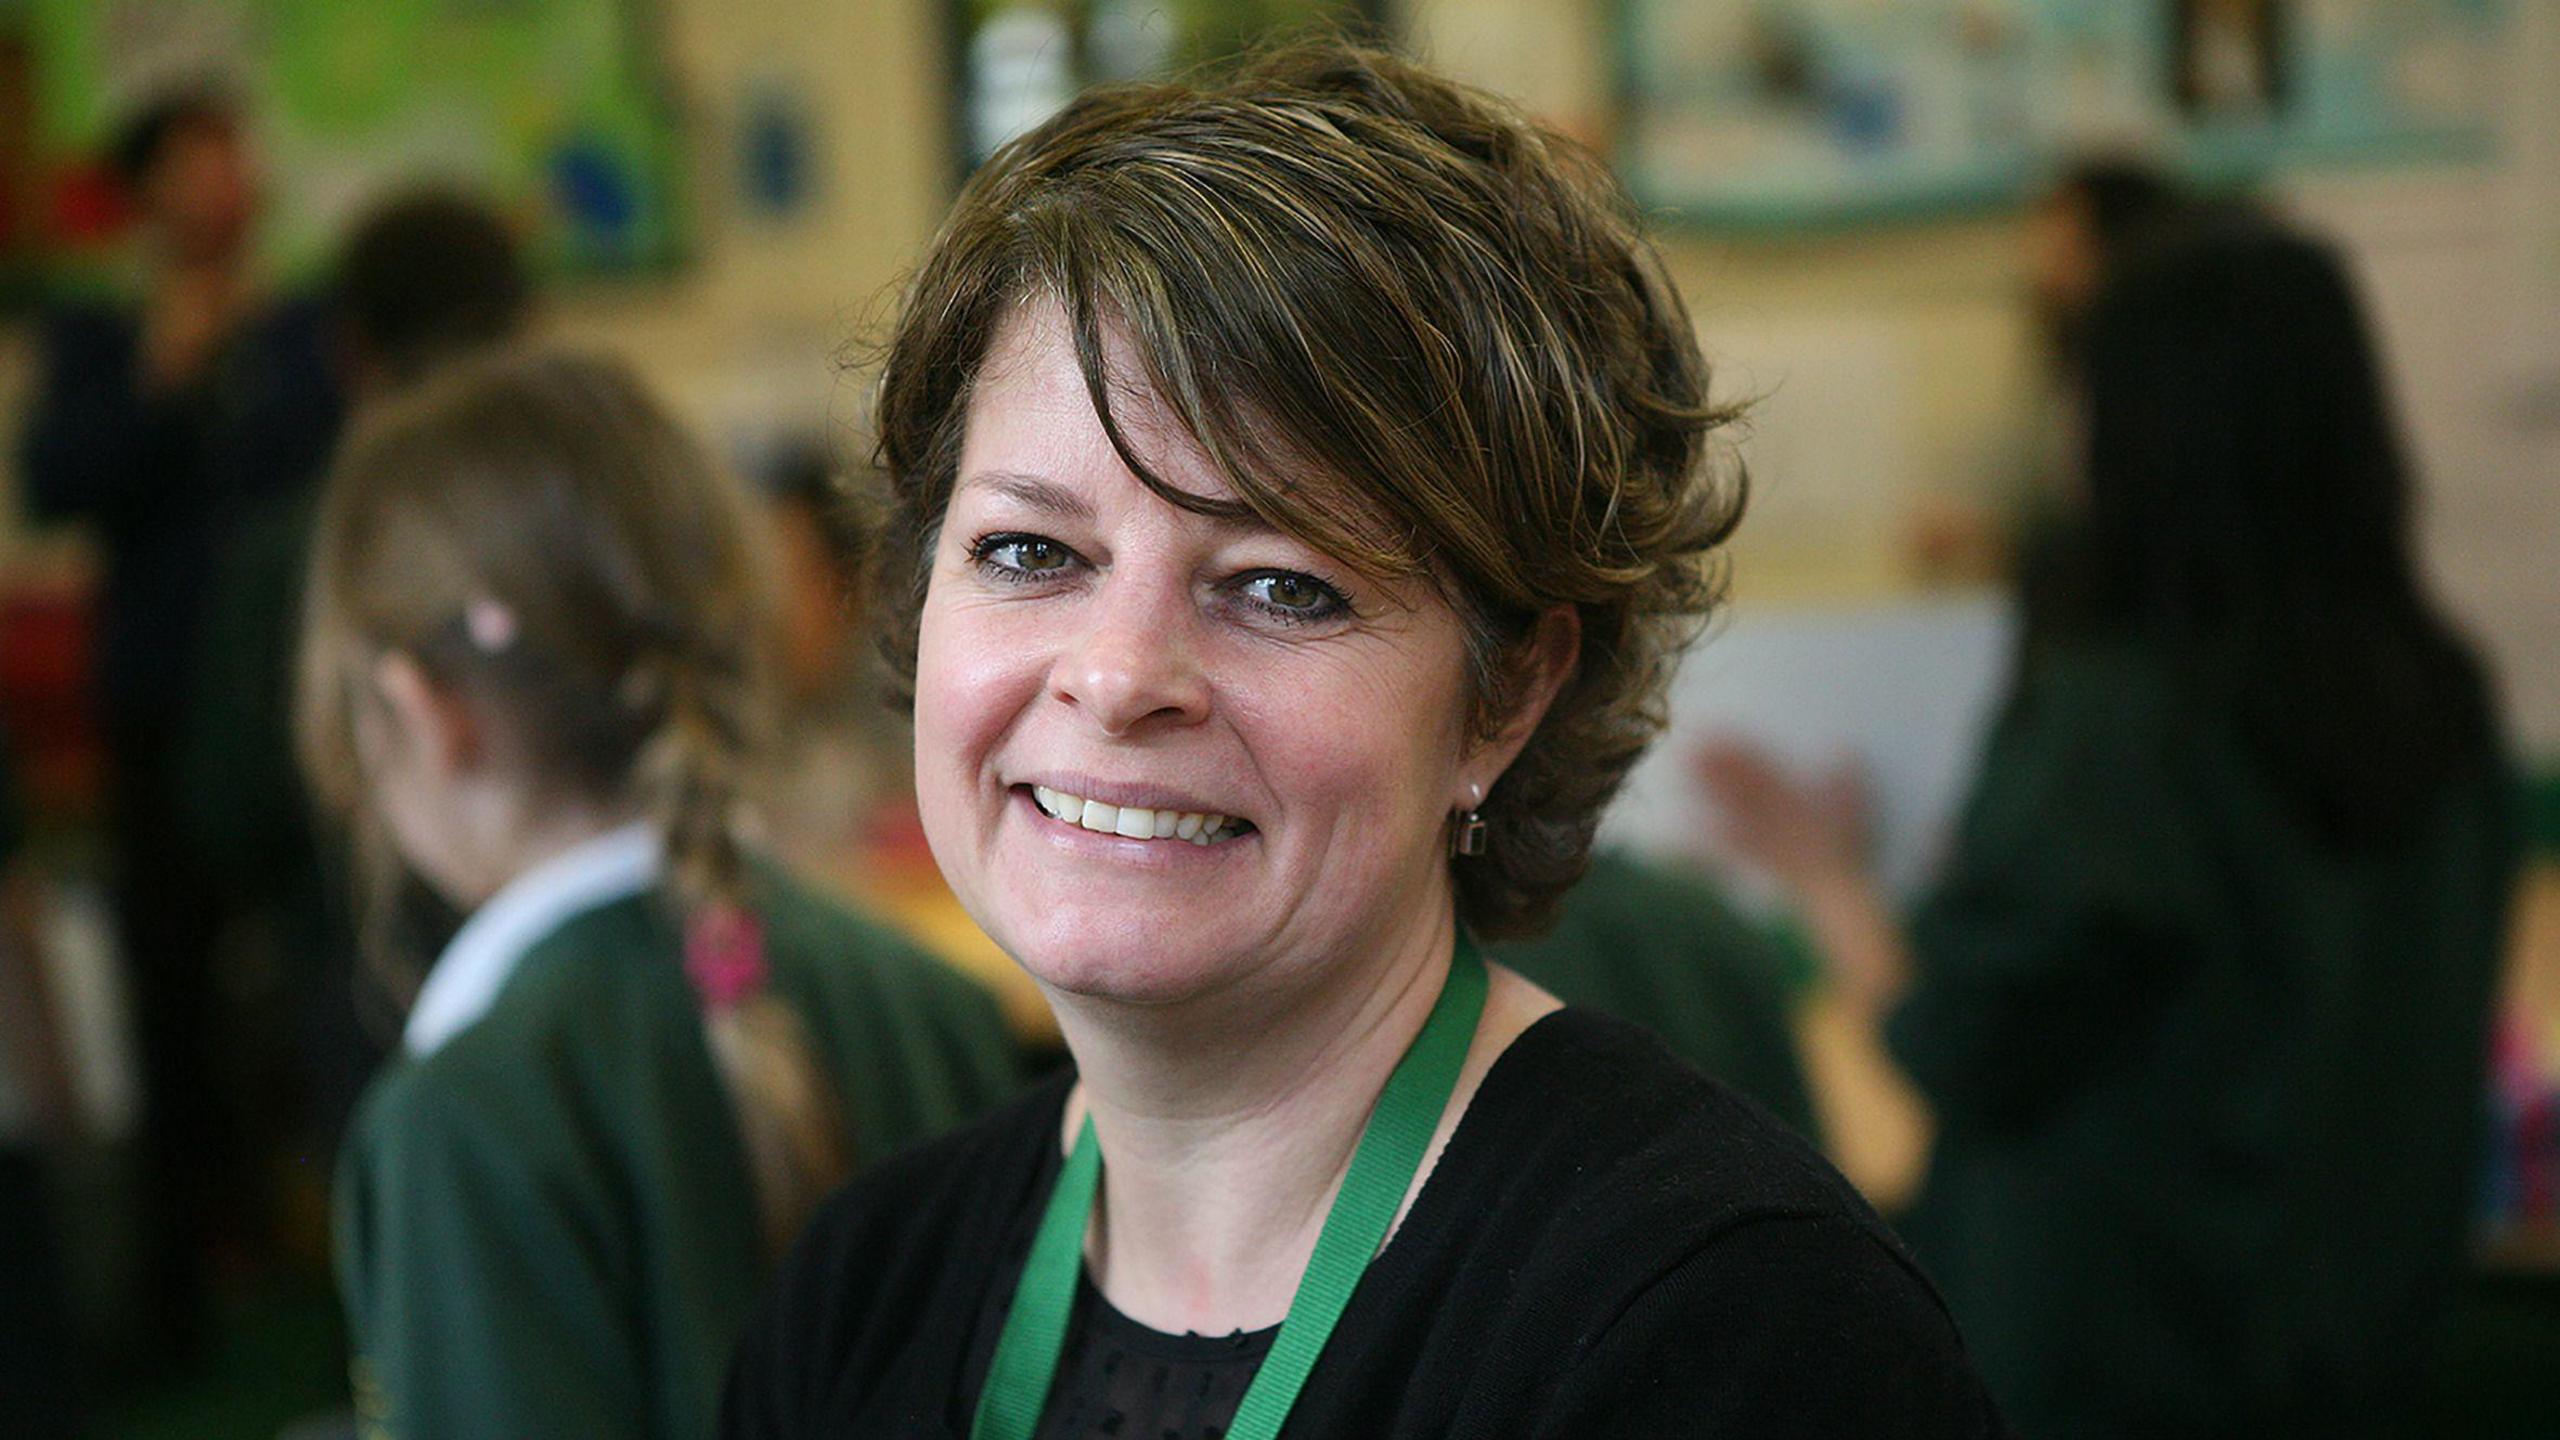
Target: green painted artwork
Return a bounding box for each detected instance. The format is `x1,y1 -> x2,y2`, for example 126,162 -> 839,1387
26,0 -> 684,279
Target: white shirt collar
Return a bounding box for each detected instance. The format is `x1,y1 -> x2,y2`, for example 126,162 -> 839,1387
403,822 -> 664,1058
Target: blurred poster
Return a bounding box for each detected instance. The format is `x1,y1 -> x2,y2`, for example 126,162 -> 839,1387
1616,0 -> 2507,231
1601,592 -> 2020,904
2174,0 -> 2287,120
950,0 -> 1385,170
24,0 -> 686,280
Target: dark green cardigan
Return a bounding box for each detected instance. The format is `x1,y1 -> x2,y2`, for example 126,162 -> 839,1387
335,867 -> 1021,1440
1889,640 -> 2521,1437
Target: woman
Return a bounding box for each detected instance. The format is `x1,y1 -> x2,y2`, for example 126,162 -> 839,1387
726,42 -> 2002,1438
299,351 -> 1021,1439
1702,219 -> 2522,1436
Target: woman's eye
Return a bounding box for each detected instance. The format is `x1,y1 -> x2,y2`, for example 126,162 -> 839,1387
1237,571 -> 1350,622
970,533 -> 1078,578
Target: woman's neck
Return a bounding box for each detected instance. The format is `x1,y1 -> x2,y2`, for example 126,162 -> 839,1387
1050,904 -> 1560,1336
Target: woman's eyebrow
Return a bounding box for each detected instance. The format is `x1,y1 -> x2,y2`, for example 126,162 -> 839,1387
956,469 -> 1290,541
954,471 -> 1094,522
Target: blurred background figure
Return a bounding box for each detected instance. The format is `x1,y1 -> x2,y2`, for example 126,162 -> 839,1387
2021,156 -> 2191,376
330,191 -> 537,400
1909,155 -> 2232,597
741,437 -> 1069,1044
299,350 -> 1018,1440
178,189 -> 537,1208
744,442 -> 905,920
16,80 -> 344,1372
1700,215 -> 2521,1437
0,722 -> 83,1438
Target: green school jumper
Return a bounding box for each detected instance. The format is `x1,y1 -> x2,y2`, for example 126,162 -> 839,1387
1491,850 -> 1818,1140
1886,641 -> 2522,1438
335,832 -> 1022,1440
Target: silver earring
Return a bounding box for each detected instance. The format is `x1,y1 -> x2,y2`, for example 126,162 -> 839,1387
1449,781 -> 1488,857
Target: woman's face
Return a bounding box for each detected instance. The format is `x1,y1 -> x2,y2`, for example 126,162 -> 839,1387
913,300 -> 1477,1007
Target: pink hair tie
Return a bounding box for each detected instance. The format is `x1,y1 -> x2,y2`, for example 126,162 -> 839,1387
685,906 -> 769,1011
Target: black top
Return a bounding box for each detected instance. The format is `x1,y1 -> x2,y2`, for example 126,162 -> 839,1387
727,1008 -> 2008,1438
337,868 -> 1023,1440
1018,1276 -> 1272,1440
1490,851 -> 1816,1139
20,298 -> 342,721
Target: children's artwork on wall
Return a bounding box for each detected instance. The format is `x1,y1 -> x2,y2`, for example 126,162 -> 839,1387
23,0 -> 686,283
1614,0 -> 2507,230
739,76 -> 820,227
947,0 -> 1386,178
2173,0 -> 2287,121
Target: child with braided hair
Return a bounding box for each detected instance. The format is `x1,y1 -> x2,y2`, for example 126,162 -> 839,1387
298,348 -> 1021,1440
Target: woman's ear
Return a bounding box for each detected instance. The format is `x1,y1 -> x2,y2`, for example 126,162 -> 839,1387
370,652 -> 483,780
1462,605 -> 1581,801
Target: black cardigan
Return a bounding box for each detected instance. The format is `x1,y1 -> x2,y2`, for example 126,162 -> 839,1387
725,1009 -> 2008,1438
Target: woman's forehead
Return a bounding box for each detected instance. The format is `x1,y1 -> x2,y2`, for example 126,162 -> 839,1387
957,294 -> 1425,584
969,300 -> 1202,456
961,301 -> 1261,518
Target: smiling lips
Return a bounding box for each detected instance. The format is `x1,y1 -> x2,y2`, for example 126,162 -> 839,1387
1029,785 -> 1255,846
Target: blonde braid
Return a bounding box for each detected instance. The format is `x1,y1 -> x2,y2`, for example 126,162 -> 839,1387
638,635 -> 854,1257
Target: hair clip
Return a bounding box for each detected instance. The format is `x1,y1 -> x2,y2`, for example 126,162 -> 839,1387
463,598 -> 518,653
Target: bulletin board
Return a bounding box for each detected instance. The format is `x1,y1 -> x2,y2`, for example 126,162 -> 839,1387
21,0 -> 686,282
1614,0 -> 2508,231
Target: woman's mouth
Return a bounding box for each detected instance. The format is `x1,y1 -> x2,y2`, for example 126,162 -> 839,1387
1025,784 -> 1257,846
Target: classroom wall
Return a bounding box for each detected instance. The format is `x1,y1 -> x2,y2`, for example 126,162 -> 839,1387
541,0 -> 953,461
1402,0 -> 2045,603
1407,0 -> 2560,755
4,0 -> 2554,753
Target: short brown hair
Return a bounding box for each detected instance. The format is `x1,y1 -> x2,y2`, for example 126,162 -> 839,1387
873,40 -> 1742,938
337,189 -> 531,389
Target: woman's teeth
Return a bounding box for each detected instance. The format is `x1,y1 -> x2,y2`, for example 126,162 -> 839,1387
1030,786 -> 1249,845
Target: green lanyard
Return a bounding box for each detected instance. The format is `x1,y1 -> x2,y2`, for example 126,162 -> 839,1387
970,931 -> 1489,1440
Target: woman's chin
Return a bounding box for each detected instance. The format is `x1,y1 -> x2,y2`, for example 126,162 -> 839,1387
1002,922 -> 1259,1011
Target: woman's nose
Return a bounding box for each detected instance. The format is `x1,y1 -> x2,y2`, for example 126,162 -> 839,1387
1050,570 -> 1211,734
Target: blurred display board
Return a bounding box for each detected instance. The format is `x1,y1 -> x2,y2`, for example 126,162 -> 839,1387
949,0 -> 1385,173
2509,0 -> 2560,396
1602,591 -> 2020,904
23,0 -> 685,281
1616,0 -> 2507,230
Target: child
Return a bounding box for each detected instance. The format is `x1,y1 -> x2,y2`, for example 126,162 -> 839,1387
297,349 -> 1021,1440
1700,218 -> 2519,1435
